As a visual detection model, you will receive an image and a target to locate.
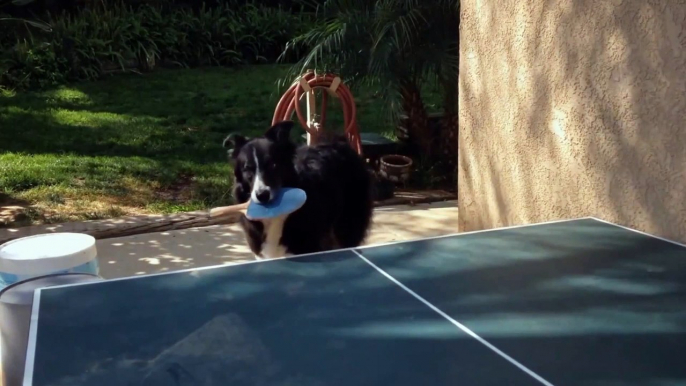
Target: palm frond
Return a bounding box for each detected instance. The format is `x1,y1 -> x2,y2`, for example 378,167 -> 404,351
280,0 -> 460,118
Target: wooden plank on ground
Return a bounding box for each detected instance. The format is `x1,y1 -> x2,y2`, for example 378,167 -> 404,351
0,190 -> 455,244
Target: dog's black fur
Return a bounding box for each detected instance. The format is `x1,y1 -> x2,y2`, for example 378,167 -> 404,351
223,121 -> 374,258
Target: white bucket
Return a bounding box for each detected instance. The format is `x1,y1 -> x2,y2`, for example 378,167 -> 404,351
0,233 -> 99,289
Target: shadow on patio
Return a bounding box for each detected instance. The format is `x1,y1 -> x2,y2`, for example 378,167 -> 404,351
95,201 -> 459,278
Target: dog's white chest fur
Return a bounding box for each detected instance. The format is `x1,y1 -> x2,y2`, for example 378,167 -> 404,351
257,215 -> 289,259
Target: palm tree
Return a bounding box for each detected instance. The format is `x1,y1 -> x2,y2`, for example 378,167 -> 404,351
373,0 -> 459,168
281,0 -> 459,162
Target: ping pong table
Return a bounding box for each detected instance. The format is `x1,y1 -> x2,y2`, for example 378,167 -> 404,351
21,217 -> 686,386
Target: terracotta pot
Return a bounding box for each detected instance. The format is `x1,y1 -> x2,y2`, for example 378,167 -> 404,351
379,154 -> 413,183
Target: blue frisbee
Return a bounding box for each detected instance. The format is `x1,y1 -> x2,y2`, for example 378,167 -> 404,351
246,187 -> 307,220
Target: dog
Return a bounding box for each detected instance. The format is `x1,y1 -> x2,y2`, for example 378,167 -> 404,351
223,120 -> 374,259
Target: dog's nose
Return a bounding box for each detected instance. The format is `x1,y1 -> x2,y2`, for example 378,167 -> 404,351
256,189 -> 271,203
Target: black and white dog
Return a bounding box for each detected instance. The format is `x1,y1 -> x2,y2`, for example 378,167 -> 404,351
223,121 -> 374,259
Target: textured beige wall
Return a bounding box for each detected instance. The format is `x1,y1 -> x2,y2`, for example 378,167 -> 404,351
458,0 -> 686,242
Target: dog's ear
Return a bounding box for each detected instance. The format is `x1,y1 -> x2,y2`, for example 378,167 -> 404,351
223,133 -> 247,159
265,121 -> 294,143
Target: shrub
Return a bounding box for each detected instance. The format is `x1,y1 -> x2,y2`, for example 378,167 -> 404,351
1,40 -> 68,89
0,1 -> 312,90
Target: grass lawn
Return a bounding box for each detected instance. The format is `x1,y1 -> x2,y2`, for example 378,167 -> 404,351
0,64 -> 441,227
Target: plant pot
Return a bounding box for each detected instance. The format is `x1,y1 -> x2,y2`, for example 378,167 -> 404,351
379,154 -> 413,184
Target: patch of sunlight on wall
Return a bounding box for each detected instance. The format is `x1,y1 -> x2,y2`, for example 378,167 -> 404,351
475,0 -> 492,35
606,29 -> 630,65
513,6 -> 531,50
464,49 -> 482,97
550,108 -> 568,143
515,67 -> 533,99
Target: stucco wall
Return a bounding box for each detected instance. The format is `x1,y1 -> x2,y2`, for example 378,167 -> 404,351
458,0 -> 686,242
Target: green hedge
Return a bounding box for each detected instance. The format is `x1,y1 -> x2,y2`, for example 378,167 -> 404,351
0,2 -> 311,90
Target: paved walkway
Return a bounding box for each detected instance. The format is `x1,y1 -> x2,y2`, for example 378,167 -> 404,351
97,201 -> 458,279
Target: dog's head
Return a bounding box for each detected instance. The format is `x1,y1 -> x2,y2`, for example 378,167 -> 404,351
223,121 -> 296,204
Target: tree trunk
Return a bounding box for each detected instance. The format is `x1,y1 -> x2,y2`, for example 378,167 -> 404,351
438,110 -> 458,171
437,83 -> 458,181
399,81 -> 432,157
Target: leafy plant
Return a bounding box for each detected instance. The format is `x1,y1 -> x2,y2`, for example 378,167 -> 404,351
282,0 -> 459,165
1,0 -> 311,90
235,2 -> 312,63
1,39 -> 67,88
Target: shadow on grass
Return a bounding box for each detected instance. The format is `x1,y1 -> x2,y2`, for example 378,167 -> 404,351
0,103 -> 230,161
1,65 -> 426,158
0,64 -> 445,225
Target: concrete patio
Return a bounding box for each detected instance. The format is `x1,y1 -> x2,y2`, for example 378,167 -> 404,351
96,200 -> 458,279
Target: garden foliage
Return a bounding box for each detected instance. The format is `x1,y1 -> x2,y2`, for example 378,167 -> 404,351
0,1 -> 313,89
